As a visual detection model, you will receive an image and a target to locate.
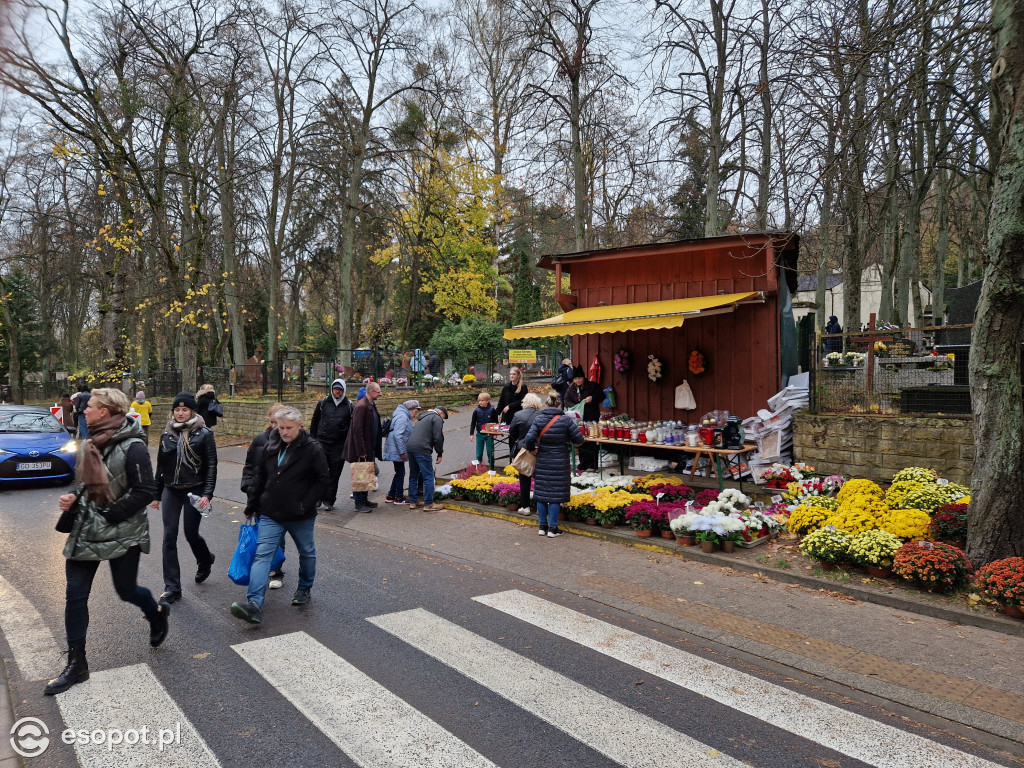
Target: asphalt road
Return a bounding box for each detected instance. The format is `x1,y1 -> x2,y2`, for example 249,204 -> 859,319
0,430 -> 1016,768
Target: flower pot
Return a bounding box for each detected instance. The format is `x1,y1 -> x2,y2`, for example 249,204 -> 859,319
636,529 -> 652,539
721,540 -> 735,554
866,565 -> 892,579
585,518 -> 598,526
700,540 -> 716,553
676,534 -> 696,547
819,561 -> 839,572
1003,605 -> 1024,619
601,523 -> 616,529
454,495 -> 466,502
660,529 -> 675,540
506,503 -> 519,512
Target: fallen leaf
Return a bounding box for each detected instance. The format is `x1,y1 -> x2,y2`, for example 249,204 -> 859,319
193,652 -> 211,660
635,681 -> 644,686
731,687 -> 745,695
693,581 -> 703,585
707,749 -> 721,757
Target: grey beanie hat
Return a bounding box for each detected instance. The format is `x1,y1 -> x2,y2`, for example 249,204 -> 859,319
402,399 -> 421,410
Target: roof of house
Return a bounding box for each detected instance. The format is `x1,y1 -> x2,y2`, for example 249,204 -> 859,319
796,273 -> 844,293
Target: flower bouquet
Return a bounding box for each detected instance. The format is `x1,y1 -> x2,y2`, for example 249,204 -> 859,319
688,349 -> 706,377
692,488 -> 720,509
492,481 -> 521,510
974,557 -> 1024,612
647,354 -> 663,383
786,504 -> 833,535
395,377 -> 409,386
892,541 -> 972,592
762,463 -> 813,490
647,482 -> 694,502
462,374 -> 476,384
624,503 -> 656,536
799,526 -> 851,566
824,352 -> 842,367
614,349 -> 632,373
785,475 -> 843,504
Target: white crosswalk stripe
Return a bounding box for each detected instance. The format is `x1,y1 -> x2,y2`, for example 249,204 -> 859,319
55,663 -> 221,768
368,607 -> 749,768
473,589 -> 1007,768
232,631 -> 499,768
0,572 -> 62,680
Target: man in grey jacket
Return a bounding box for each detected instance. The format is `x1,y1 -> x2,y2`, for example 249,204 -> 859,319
406,406 -> 447,511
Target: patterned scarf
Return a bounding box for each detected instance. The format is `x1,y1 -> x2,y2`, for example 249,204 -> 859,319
77,414 -> 127,505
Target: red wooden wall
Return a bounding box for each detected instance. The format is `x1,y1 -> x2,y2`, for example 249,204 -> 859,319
564,236 -> 793,422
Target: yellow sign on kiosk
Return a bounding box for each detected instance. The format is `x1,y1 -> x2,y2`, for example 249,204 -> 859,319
508,349 -> 537,364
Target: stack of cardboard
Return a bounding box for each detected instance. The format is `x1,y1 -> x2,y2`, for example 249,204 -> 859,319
743,373 -> 810,483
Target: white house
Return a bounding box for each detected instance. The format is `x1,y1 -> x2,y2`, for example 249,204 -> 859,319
792,265 -> 932,327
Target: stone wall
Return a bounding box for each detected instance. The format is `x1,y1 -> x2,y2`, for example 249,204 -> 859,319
215,391 -> 480,438
792,414 -> 974,484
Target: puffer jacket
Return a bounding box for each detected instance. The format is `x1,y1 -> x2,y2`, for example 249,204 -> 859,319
523,407 -> 585,504
383,404 -> 415,461
155,420 -> 217,498
64,418 -> 152,561
508,406 -> 539,458
247,428 -> 328,523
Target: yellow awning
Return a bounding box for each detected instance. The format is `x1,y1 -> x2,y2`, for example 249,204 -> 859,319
503,291 -> 762,340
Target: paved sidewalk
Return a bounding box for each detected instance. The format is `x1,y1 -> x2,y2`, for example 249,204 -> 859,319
0,660 -> 22,768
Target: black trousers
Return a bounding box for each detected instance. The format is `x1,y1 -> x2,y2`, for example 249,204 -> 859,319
65,547 -> 159,646
161,487 -> 213,593
321,442 -> 346,505
519,474 -> 532,510
578,442 -> 597,471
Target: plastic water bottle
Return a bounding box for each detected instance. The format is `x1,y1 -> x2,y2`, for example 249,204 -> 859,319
188,492 -> 210,517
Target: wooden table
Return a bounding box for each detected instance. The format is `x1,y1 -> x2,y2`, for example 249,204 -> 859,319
582,437 -> 756,490
480,423 -> 512,470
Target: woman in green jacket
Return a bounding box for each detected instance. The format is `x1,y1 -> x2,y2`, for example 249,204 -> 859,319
46,388 -> 168,696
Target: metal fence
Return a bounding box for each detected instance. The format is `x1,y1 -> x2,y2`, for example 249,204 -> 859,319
812,323 -> 975,417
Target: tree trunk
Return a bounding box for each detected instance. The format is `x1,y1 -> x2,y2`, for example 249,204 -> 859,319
0,279 -> 21,403
756,0 -> 771,231
967,0 -> 1024,566
933,168 -> 951,324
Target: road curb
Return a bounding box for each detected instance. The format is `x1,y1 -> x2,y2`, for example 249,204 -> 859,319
441,501 -> 1024,639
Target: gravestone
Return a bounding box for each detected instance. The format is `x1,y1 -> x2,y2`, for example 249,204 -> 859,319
938,280 -> 982,345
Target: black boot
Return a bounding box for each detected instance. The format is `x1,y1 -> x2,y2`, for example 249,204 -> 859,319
44,644 -> 89,695
149,603 -> 170,648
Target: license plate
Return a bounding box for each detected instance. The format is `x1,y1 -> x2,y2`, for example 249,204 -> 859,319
17,462 -> 51,471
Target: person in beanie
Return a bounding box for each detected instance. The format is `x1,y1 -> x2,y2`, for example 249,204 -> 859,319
343,381 -> 383,512
310,378 -> 354,510
562,365 -> 602,471
149,391 -> 217,604
47,388 -> 168,696
406,405 -> 447,511
232,405 -> 328,623
383,399 -> 419,504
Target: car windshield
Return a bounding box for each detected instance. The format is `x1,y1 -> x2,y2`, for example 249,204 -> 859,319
0,412 -> 64,433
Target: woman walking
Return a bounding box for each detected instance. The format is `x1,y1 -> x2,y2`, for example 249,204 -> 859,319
46,388 -> 168,695
496,366 -> 528,424
508,392 -> 543,515
523,392 -> 585,537
151,392 -> 217,604
383,399 -> 419,504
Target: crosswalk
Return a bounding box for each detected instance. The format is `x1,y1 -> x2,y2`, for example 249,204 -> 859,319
1,583 -> 1012,768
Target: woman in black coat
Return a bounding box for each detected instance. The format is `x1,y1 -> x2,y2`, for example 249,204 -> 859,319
523,392 -> 585,538
508,392 -> 544,514
496,366 -> 528,423
561,365 -> 602,470
150,392 -> 218,604
196,384 -> 221,429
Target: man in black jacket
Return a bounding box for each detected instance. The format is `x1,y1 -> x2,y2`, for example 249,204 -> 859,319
232,406 -> 328,624
310,378 -> 353,510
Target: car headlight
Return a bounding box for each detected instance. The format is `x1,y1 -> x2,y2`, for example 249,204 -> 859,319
58,440 -> 77,453
0,448 -> 13,455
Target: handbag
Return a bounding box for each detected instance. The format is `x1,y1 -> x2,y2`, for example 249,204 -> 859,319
210,400 -> 225,417
228,518 -> 285,586
351,460 -> 377,492
55,508 -> 77,533
510,415 -> 560,477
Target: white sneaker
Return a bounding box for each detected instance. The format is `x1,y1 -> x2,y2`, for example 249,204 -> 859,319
268,578 -> 283,590
518,507 -> 531,516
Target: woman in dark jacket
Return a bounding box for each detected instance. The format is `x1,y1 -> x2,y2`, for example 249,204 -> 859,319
523,392 -> 585,537
561,365 -> 602,470
150,391 -> 217,604
496,366 -> 528,423
195,384 -> 221,429
824,315 -> 843,354
508,392 -> 543,514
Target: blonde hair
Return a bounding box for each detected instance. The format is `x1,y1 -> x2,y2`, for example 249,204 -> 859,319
197,383 -> 215,396
90,387 -> 131,416
521,393 -> 543,410
509,366 -> 524,394
265,401 -> 285,425
477,392 -> 491,402
546,391 -> 561,407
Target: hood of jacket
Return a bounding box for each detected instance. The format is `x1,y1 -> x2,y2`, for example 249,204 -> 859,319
330,378 -> 348,405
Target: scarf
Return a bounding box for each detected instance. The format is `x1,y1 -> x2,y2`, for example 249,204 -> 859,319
77,414 -> 128,505
164,413 -> 207,484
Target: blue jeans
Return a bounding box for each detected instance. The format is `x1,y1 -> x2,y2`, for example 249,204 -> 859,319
537,502 -> 560,529
77,419 -> 89,439
247,517 -> 316,609
388,461 -> 406,499
408,452 -> 434,504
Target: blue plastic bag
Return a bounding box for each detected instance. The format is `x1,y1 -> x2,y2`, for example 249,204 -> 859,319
227,519 -> 286,586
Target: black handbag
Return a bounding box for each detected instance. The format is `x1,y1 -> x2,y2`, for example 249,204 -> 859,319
55,508 -> 77,533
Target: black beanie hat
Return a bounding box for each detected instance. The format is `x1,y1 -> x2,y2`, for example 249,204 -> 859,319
572,364 -> 585,379
173,392 -> 197,411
